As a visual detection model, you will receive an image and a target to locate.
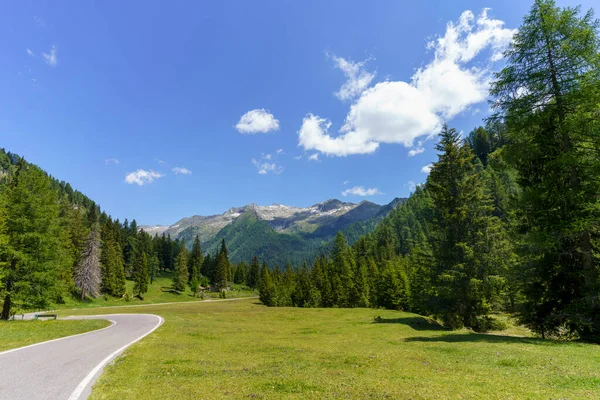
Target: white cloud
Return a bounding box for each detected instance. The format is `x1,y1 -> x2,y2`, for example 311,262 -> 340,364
298,9 -> 516,157
276,148 -> 284,154
294,155 -> 302,160
42,45 -> 57,67
236,109 -> 280,134
251,155 -> 283,175
298,113 -> 379,156
308,153 -> 320,161
342,186 -> 382,197
421,164 -> 433,174
105,158 -> 119,165
408,147 -> 425,156
407,181 -> 417,192
331,55 -> 375,101
155,158 -> 166,164
26,49 -> 34,56
343,180 -> 350,185
172,167 -> 192,175
125,169 -> 164,186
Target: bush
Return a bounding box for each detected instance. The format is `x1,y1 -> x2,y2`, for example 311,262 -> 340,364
472,316 -> 507,332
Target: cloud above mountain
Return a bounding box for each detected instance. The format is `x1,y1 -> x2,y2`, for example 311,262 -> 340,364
298,9 -> 516,157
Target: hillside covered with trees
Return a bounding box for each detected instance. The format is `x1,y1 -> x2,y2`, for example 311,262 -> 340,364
256,0 -> 600,342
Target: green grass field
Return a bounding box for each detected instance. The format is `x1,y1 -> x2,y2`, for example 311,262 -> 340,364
0,319 -> 110,352
56,274 -> 257,310
61,299 -> 600,399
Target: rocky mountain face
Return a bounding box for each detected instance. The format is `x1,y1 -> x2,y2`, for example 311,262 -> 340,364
141,198 -> 404,266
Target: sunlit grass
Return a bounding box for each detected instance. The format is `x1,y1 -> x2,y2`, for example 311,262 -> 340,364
62,299 -> 600,399
0,319 -> 110,352
57,273 -> 256,310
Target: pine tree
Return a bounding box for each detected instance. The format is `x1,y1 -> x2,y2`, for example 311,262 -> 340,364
215,252 -> 229,291
233,261 -> 247,284
330,232 -> 353,307
133,251 -> 149,299
100,222 -> 126,297
188,235 -> 204,291
258,263 -> 276,306
247,256 -> 261,289
491,0 -> 600,340
172,239 -> 188,293
74,224 -> 102,300
0,161 -> 66,319
376,258 -> 411,311
427,124 -> 510,329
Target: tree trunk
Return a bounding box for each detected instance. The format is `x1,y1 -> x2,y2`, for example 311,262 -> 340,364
1,294 -> 11,320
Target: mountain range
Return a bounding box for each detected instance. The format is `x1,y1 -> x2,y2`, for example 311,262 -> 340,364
141,198 -> 404,266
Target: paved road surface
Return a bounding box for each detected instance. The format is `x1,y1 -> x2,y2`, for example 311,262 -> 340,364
0,314 -> 163,400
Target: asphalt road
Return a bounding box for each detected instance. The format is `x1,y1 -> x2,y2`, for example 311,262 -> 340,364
0,313 -> 163,400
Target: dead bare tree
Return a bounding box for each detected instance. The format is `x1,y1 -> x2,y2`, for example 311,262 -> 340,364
74,224 -> 102,300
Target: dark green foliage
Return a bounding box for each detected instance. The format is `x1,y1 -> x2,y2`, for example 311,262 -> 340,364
258,263 -> 276,306
188,235 -> 203,289
233,261 -> 247,284
172,240 -> 189,293
427,124 -> 511,329
247,256 -> 260,289
133,251 -> 149,299
0,160 -> 66,319
491,0 -> 600,340
214,239 -> 230,290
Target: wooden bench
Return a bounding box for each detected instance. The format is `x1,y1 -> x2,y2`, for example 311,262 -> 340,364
34,313 -> 57,320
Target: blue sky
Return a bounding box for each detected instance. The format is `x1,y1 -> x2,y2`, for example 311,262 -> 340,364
1,0 -> 594,225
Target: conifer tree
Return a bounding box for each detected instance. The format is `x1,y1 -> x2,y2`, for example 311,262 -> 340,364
427,124 -> 509,329
213,239 -> 230,290
132,251 -> 149,298
74,224 -> 102,300
247,256 -> 261,289
491,0 -> 600,340
0,161 -> 65,319
233,261 -> 247,284
172,239 -> 188,293
188,235 -> 204,290
258,263 -> 276,306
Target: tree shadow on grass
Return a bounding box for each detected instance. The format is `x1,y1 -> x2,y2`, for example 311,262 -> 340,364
160,287 -> 180,294
404,333 -> 560,346
373,316 -> 449,331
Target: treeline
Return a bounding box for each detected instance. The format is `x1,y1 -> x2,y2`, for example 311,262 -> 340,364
0,150 -> 245,319
258,0 -> 600,342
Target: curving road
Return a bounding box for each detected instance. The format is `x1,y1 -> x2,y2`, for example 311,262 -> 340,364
0,314 -> 163,400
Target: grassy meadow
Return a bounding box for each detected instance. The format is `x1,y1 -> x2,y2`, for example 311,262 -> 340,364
0,319 -> 110,352
60,299 -> 600,400
56,274 -> 257,310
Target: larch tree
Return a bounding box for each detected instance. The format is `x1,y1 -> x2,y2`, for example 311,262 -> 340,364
0,160 -> 65,319
490,0 -> 600,340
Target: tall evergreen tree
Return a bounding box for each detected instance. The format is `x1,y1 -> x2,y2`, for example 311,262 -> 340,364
188,235 -> 204,291
247,256 -> 261,289
172,239 -> 189,293
491,0 -> 600,340
133,251 -> 149,299
214,239 -> 230,290
0,161 -> 66,319
258,262 -> 276,306
427,124 -> 510,329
